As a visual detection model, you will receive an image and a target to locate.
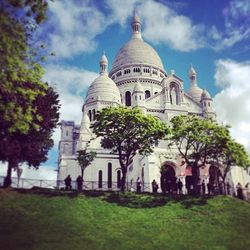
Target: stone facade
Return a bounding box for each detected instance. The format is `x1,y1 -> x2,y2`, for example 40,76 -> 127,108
57,13 -> 249,193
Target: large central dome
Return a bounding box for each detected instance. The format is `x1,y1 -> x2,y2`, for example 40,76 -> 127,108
112,37 -> 164,71
111,12 -> 165,73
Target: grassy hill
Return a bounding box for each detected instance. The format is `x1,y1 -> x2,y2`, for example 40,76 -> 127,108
0,189 -> 250,250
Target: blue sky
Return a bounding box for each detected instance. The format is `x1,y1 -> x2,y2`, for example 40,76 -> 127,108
1,0 -> 250,180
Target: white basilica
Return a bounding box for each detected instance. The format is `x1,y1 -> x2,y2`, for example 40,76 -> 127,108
57,13 -> 247,192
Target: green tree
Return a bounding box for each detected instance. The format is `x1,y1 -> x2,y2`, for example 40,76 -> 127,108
0,1 -> 49,135
0,86 -> 60,187
76,148 -> 96,178
6,0 -> 49,24
210,139 -> 250,193
169,114 -> 233,194
92,107 -> 170,191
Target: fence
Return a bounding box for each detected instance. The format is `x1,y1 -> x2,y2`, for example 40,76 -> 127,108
1,176 -> 250,201
0,176 -> 152,192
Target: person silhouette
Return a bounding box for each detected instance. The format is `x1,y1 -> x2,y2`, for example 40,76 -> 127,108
177,179 -> 183,194
76,175 -> 83,190
64,175 -> 72,190
236,182 -> 243,199
136,177 -> 142,193
152,179 -> 158,193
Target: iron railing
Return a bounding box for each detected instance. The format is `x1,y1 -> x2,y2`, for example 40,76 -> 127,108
1,176 -> 250,201
0,176 -> 153,192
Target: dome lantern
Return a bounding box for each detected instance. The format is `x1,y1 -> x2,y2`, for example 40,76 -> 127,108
189,64 -> 197,83
188,64 -> 203,102
100,51 -> 108,75
131,10 -> 142,39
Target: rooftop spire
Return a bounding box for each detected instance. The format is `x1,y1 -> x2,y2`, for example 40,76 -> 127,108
131,10 -> 142,39
189,64 -> 197,87
100,51 -> 108,75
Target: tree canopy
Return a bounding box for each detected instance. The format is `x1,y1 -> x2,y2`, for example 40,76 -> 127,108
0,85 -> 60,187
169,114 -> 250,194
76,148 -> 96,178
0,1 -> 58,187
210,138 -> 250,189
0,1 -> 49,135
91,106 -> 170,191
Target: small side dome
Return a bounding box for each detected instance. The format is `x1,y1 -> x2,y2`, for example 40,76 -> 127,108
86,75 -> 121,104
201,89 -> 211,100
85,53 -> 121,105
133,79 -> 144,93
188,86 -> 203,103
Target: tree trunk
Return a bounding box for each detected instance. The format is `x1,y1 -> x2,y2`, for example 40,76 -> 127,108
223,181 -> 226,195
3,159 -> 17,188
192,165 -> 200,195
120,168 -> 127,192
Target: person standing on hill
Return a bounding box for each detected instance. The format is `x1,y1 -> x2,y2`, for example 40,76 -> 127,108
64,175 -> 72,190
236,182 -> 243,200
177,179 -> 183,194
202,180 -> 206,195
152,179 -> 158,193
136,177 -> 142,193
76,175 -> 83,191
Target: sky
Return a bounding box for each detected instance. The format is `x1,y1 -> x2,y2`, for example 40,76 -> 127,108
1,0 -> 250,181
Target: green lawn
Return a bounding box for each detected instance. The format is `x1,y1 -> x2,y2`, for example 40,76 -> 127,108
0,189 -> 250,250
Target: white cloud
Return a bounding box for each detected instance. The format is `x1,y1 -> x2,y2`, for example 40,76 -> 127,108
214,59 -> 250,155
210,0 -> 250,50
139,1 -> 204,51
44,0 -> 109,58
0,163 -> 57,184
44,64 -> 98,122
43,64 -> 98,147
106,0 -> 139,26
37,0 -> 250,58
0,64 -> 96,183
107,0 -> 204,51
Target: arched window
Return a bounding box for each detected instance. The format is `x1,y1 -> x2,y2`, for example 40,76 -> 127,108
133,68 -> 140,73
88,110 -> 92,122
98,170 -> 103,188
108,163 -> 112,188
145,90 -> 151,99
117,170 -> 121,188
125,91 -> 131,106
124,69 -> 130,74
93,109 -> 96,120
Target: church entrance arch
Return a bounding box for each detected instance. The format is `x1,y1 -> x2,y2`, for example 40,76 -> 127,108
160,162 -> 177,194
